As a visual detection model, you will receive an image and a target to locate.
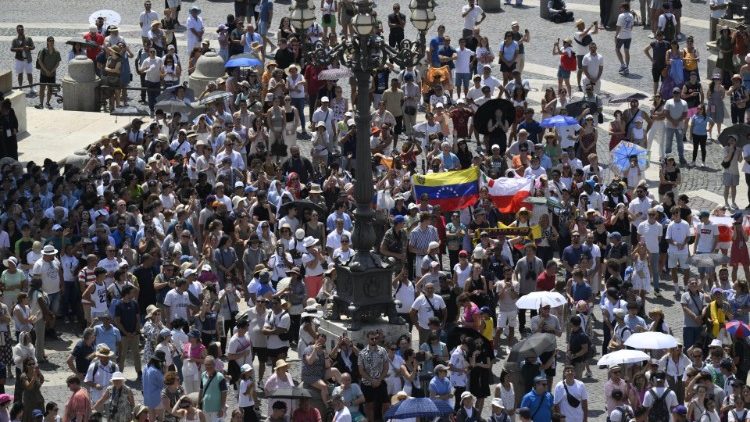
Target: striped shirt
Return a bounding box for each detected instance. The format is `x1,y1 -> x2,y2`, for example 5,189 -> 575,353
409,225 -> 439,253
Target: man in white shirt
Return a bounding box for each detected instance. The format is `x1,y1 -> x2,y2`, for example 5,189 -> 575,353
694,210 -> 719,287
262,297 -> 291,361
139,48 -> 163,116
461,0 -> 486,39
553,365 -> 589,421
186,6 -> 204,54
615,3 -> 635,74
163,278 -> 192,322
664,87 -> 689,164
331,393 -> 352,422
628,185 -> 653,240
410,282 -> 446,344
666,208 -> 691,297
139,1 -> 159,47
581,43 -> 604,93
466,75 -> 484,102
479,64 -> 502,97
226,318 -> 254,384
454,38 -> 475,98
642,373 -> 680,420
638,208 -> 663,295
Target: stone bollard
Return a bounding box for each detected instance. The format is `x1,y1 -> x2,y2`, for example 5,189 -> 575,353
540,0 -> 550,20
189,51 -> 226,97
62,55 -> 100,111
478,0 -> 502,13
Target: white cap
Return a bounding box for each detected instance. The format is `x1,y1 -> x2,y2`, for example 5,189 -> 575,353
428,241 -> 440,250
435,102 -> 444,108
295,228 -> 306,240
320,96 -> 330,102
234,181 -> 244,188
347,119 -> 356,126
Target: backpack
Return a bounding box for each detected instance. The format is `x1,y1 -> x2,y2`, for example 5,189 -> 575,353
647,388 -> 671,422
607,406 -> 633,422
663,14 -> 676,42
574,33 -> 592,47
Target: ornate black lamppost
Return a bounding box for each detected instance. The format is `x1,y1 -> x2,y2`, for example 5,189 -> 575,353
290,0 -> 435,330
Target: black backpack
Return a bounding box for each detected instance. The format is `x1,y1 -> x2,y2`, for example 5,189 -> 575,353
663,14 -> 676,42
647,388 -> 671,422
606,406 -> 632,422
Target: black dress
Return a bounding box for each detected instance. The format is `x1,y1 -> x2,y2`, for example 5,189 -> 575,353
0,107 -> 19,160
468,349 -> 492,399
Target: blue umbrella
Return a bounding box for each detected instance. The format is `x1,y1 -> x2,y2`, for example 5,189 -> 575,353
224,57 -> 263,68
610,141 -> 648,172
540,115 -> 579,128
383,398 -> 454,420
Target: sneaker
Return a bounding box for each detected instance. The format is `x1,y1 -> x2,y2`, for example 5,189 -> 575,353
34,104 -> 43,109
655,290 -> 662,298
732,202 -> 739,210
622,67 -> 629,75
679,159 -> 689,167
585,369 -> 592,378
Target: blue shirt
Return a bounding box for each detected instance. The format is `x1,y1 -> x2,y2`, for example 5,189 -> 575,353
520,390 -> 554,422
518,120 -> 542,143
430,36 -> 445,67
326,211 -> 353,231
429,376 -> 452,396
499,41 -> 519,62
561,244 -> 591,270
442,152 -> 460,170
142,365 -> 164,408
690,114 -> 713,136
94,324 -> 122,355
570,281 -> 593,302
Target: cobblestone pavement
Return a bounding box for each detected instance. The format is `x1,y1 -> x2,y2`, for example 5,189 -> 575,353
1,0 -> 730,420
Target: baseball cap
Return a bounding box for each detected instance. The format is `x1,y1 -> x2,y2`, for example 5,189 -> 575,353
394,215 -> 406,224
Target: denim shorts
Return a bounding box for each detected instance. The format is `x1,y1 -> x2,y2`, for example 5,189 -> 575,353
455,72 -> 471,89
557,66 -> 571,79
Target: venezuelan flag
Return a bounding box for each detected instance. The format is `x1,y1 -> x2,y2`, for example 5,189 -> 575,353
412,167 -> 480,211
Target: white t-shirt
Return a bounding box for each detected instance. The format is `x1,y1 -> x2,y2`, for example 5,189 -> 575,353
394,281 -> 416,313
657,13 -> 677,32
742,144 -> 750,174
301,253 -> 324,276
582,53 -> 604,79
264,310 -> 291,349
628,197 -> 652,226
31,258 -> 62,294
638,221 -> 663,253
186,16 -> 204,51
410,294 -> 446,329
140,11 -> 159,37
695,222 -> 719,253
163,289 -> 191,322
455,48 -> 475,74
480,76 -> 503,97
559,123 -> 581,149
333,406 -> 352,422
666,220 -> 691,255
664,99 -> 688,129
239,378 -> 255,408
616,12 -> 635,39
462,5 -> 484,30
642,387 -> 679,418
553,379 -> 589,422
573,31 -> 592,56
449,347 -> 468,386
227,332 -> 254,367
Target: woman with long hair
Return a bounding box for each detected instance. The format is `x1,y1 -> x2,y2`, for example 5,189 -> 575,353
19,357 -> 43,422
688,103 -> 713,168
706,74 -> 726,139
540,88 -> 557,120
577,115 -> 597,166
608,110 -> 627,150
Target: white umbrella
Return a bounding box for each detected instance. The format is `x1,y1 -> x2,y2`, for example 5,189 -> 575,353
624,332 -> 678,350
89,10 -> 122,26
597,349 -> 650,367
515,291 -> 567,310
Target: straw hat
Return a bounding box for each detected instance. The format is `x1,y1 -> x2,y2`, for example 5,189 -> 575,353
145,304 -> 160,319
111,371 -> 126,381
274,359 -> 289,370
94,344 -> 113,358
390,391 -> 409,405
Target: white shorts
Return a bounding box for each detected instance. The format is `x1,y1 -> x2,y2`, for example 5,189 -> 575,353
14,59 -> 33,75
668,253 -> 689,269
497,311 -> 519,328
717,241 -> 731,251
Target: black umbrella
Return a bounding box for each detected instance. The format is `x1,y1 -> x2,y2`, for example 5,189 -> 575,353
565,99 -> 596,120
718,124 -> 750,147
474,99 -> 514,135
278,199 -> 327,218
446,326 -> 493,357
609,92 -> 649,104
266,387 -> 312,399
510,333 -> 557,359
66,39 -> 100,49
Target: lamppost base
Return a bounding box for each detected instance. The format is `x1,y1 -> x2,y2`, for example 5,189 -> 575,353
318,316 -> 409,349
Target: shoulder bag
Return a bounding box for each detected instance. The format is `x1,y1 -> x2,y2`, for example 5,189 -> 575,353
563,382 -> 581,408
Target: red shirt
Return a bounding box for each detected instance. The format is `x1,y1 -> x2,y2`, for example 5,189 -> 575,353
84,32 -> 104,61
449,108 -> 472,138
536,271 -> 556,291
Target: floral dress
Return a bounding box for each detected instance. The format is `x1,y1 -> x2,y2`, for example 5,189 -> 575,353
142,319 -> 163,368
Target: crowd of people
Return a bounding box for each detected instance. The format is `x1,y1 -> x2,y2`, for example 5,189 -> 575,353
2,0 -> 750,422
